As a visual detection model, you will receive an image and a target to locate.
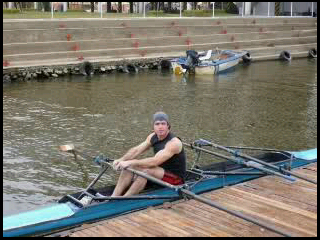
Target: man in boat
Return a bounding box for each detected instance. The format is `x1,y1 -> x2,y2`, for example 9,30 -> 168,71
111,111 -> 186,197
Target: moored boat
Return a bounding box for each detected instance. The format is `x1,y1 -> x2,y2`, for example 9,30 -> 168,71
3,141 -> 317,237
170,49 -> 251,75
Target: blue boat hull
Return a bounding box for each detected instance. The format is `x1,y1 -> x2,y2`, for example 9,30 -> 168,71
3,149 -> 317,237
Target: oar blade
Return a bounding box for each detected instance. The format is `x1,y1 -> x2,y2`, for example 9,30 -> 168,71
59,144 -> 75,152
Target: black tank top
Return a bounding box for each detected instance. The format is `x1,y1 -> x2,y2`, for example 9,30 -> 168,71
150,132 -> 186,180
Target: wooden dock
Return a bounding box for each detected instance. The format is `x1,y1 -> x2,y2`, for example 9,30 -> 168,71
57,163 -> 317,237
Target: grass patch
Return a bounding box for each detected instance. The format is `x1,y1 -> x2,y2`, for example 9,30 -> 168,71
3,9 -> 20,14
3,9 -> 237,19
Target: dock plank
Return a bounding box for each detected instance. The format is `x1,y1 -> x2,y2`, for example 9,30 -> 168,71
145,208 -> 219,237
173,201 -> 280,237
154,207 -> 238,237
202,189 -> 317,236
234,184 -> 317,213
65,163 -> 317,237
223,187 -> 317,219
136,212 -> 192,237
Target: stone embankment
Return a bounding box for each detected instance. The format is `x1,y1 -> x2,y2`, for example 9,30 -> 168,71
3,17 -> 317,83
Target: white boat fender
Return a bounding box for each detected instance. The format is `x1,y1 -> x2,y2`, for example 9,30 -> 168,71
308,48 -> 317,58
279,51 -> 291,61
242,52 -> 252,64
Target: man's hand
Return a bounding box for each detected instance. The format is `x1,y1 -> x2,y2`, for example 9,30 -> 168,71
112,159 -> 122,171
118,160 -> 134,170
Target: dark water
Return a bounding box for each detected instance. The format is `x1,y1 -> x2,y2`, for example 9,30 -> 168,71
3,58 -> 317,216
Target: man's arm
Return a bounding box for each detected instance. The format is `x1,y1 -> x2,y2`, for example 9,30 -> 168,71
113,133 -> 154,170
119,138 -> 182,169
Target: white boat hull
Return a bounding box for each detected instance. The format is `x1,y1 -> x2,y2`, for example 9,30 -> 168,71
170,50 -> 247,75
195,58 -> 240,75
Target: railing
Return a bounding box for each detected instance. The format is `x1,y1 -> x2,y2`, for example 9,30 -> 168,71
2,2 -> 317,19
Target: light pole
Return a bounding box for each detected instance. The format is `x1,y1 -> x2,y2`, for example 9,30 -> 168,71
212,2 -> 215,18
51,2 -> 53,18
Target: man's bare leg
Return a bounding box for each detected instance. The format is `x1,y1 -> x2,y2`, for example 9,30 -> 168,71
111,169 -> 134,197
123,167 -> 164,196
123,176 -> 148,196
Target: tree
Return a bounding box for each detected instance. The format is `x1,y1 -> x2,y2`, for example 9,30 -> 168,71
107,2 -> 111,12
118,2 -> 122,13
42,2 -> 51,11
183,2 -> 187,10
193,2 -> 197,10
129,2 -> 133,13
151,2 -> 155,10
90,2 -> 94,12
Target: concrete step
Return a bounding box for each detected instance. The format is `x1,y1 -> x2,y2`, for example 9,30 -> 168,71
3,29 -> 317,55
3,23 -> 316,44
3,17 -> 316,30
3,36 -> 316,63
3,18 -> 317,71
247,43 -> 317,55
3,43 -> 316,70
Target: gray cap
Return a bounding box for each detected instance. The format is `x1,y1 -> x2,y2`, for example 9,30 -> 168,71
153,111 -> 169,123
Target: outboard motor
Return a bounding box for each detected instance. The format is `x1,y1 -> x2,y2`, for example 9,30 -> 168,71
186,50 -> 199,73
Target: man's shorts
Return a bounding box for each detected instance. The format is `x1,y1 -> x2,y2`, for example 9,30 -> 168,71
161,171 -> 184,185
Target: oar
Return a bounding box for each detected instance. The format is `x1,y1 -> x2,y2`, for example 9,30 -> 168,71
95,158 -> 292,237
59,145 -> 180,205
59,144 -> 112,200
60,144 -> 292,236
59,144 -> 93,161
199,139 -> 317,185
183,142 -> 297,182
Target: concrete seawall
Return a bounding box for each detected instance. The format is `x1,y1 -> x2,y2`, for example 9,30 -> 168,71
3,17 -> 317,80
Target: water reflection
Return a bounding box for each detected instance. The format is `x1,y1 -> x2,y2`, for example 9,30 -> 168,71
3,59 -> 317,215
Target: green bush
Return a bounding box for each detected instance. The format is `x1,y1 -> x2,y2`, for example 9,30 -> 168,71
3,9 -> 20,14
163,8 -> 180,14
66,9 -> 86,13
147,10 -> 165,16
183,10 -> 214,17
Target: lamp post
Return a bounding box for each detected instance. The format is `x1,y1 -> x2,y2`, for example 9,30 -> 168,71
212,2 -> 215,18
242,2 -> 244,17
51,2 -> 53,18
